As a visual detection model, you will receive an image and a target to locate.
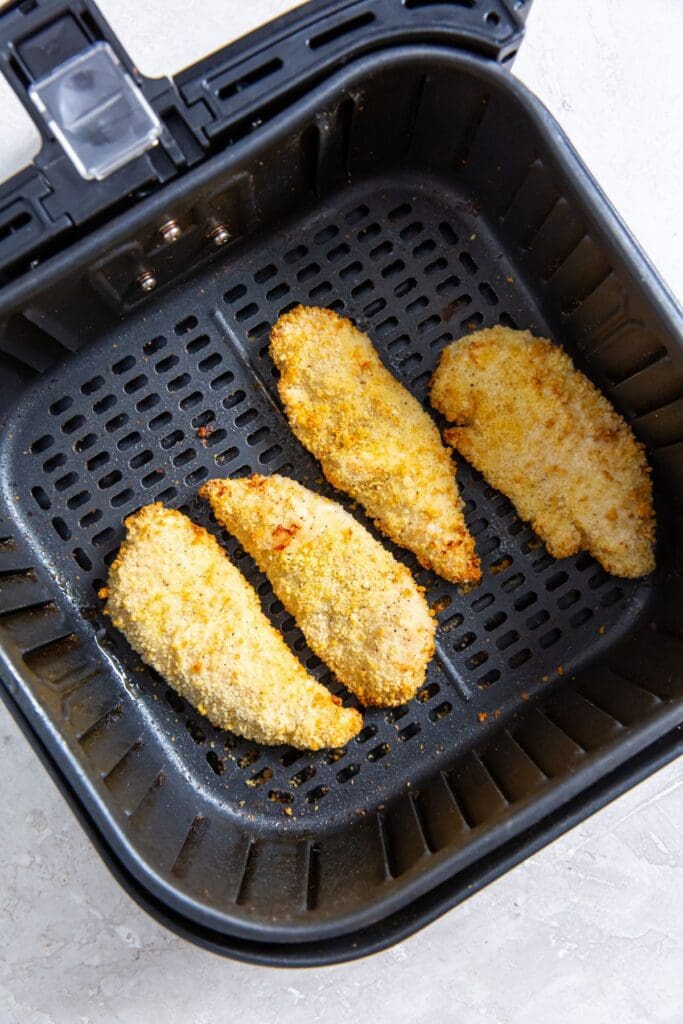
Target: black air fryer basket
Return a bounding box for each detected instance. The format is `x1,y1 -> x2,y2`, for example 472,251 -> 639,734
0,0 -> 681,966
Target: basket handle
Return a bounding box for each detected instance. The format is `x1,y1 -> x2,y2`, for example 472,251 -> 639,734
0,0 -> 527,282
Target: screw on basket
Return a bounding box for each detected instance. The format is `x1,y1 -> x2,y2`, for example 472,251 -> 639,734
209,224 -> 231,247
159,219 -> 182,243
137,271 -> 157,293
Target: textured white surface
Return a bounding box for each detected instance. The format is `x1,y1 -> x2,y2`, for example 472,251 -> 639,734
0,1 -> 682,1022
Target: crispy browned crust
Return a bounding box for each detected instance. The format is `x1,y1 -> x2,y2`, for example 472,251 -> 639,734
102,504 -> 361,749
201,473 -> 437,707
270,305 -> 480,584
430,326 -> 655,578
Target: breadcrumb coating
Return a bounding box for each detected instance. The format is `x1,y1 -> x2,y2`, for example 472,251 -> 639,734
270,306 -> 480,584
101,504 -> 361,749
430,326 -> 655,578
201,474 -> 436,706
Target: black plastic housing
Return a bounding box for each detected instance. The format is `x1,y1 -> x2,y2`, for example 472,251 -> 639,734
0,1 -> 680,966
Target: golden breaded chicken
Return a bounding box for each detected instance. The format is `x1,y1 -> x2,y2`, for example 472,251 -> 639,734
200,474 -> 436,706
430,326 -> 655,578
101,504 -> 361,749
270,306 -> 480,584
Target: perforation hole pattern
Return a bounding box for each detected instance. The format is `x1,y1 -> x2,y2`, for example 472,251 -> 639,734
13,182 -> 650,819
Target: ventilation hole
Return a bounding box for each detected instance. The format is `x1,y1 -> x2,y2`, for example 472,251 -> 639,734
104,413 -> 128,433
79,510 -> 101,528
478,536 -> 501,557
52,517 -> 71,540
398,722 -> 421,742
324,244 -> 351,269
358,222 -> 381,242
186,720 -> 205,744
491,555 -> 514,576
80,375 -> 105,397
129,450 -> 153,470
600,587 -> 624,607
486,10 -> 501,25
340,261 -> 362,280
31,486 -> 51,509
266,282 -> 289,302
235,303 -> 259,322
297,262 -> 320,282
394,278 -> 417,298
459,252 -> 478,273
142,470 -> 163,488
484,611 -> 507,631
268,789 -> 294,805
400,221 -> 423,240
168,374 -> 192,393
98,470 -> 122,490
435,275 -> 461,297
43,452 -> 67,472
539,628 -> 562,649
182,336 -> 210,357
254,264 -> 276,284
111,488 -> 134,508
215,446 -> 239,466
248,321 -> 270,341
284,244 -> 307,263
117,431 -> 141,452
429,702 -> 452,722
351,279 -> 374,299
370,241 -> 392,260
588,569 -> 610,590
508,648 -> 532,668
471,592 -> 495,612
382,259 -> 405,279
425,257 -> 448,276
309,281 -> 332,301
545,571 -> 568,592
62,414 -> 86,434
165,688 -> 185,712
31,434 -> 54,453
122,374 -> 148,396
314,224 -> 338,244
178,390 -> 202,411
363,298 -> 385,318
224,284 -> 247,304
466,651 -> 488,670
412,240 -> 435,259
89,453 -> 113,476
235,408 -> 258,427
533,552 -> 554,573
435,220 -> 458,245
455,631 -> 476,651
575,552 -> 594,571
92,527 -> 115,547
405,296 -> 429,315
197,353 -> 221,374
206,751 -> 225,775
478,669 -> 501,689
185,467 -> 209,486
149,412 -> 172,431
367,743 -> 390,762
418,314 -> 440,334
325,746 -> 346,765
143,336 -> 166,355
499,311 -> 518,329
171,448 -> 194,469
570,608 -> 594,627
526,609 -> 550,630
174,316 -> 198,336
49,396 -> 72,415
417,682 -> 440,702
290,765 -> 317,786
73,548 -> 92,571
513,591 -> 536,611
461,312 -> 485,330
306,784 -> 329,803
388,203 -> 411,221
478,282 -> 499,305
496,630 -> 520,651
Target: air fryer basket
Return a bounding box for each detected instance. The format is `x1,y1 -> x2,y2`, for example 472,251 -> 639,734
0,1 -> 681,966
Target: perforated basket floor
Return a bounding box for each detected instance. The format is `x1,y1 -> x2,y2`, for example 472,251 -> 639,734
1,173 -> 655,831
1,163 -> 679,954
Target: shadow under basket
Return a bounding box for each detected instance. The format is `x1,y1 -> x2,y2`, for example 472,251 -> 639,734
0,45 -> 681,965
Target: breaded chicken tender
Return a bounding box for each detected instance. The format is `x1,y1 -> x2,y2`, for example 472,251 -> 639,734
430,326 -> 655,578
200,474 -> 436,706
270,306 -> 480,583
101,504 -> 361,749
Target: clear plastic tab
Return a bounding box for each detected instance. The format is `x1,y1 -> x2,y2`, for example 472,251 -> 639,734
29,42 -> 162,181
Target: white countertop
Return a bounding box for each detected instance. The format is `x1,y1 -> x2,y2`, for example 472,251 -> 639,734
1,2 -> 681,1021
